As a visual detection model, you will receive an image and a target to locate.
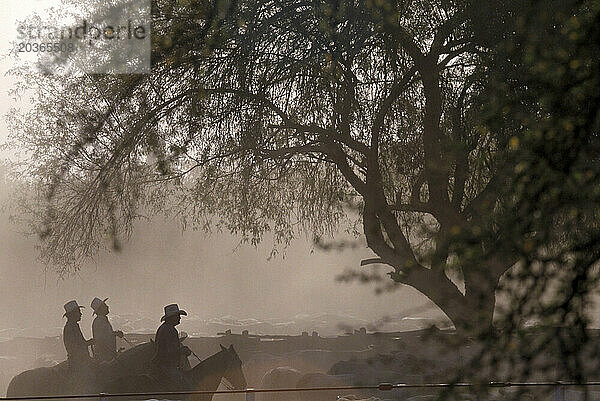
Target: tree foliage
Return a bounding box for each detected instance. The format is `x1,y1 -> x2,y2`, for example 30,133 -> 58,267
8,0 -> 598,346
433,0 -> 600,398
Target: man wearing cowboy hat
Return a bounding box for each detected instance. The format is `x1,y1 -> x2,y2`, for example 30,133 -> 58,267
63,300 -> 96,390
63,300 -> 95,365
91,297 -> 124,362
152,304 -> 192,389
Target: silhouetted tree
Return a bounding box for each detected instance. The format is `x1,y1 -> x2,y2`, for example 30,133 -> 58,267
7,0 -> 553,337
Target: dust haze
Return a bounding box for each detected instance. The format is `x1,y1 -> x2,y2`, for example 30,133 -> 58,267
0,174 -> 440,340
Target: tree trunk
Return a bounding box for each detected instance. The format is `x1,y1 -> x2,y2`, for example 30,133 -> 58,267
452,288 -> 497,338
387,254 -> 499,338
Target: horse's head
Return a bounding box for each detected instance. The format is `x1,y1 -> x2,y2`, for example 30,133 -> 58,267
219,344 -> 247,390
186,342 -> 247,397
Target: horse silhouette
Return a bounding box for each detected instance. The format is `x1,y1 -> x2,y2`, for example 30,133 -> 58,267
103,344 -> 247,401
6,340 -> 155,397
7,343 -> 246,401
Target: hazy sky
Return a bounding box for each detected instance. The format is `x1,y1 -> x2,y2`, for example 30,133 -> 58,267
1,1 -> 53,158
0,1 -> 442,336
0,180 -> 440,333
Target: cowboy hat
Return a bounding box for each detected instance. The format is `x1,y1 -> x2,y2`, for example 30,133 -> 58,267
161,304 -> 187,321
63,300 -> 84,317
91,297 -> 109,314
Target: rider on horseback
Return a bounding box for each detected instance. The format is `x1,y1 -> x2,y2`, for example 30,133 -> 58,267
152,303 -> 192,389
91,297 -> 124,362
63,300 -> 96,390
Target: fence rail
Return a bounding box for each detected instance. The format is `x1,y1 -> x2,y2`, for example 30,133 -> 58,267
2,381 -> 600,401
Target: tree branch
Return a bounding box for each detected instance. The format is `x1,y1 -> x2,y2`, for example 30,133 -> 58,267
371,66 -> 418,153
464,173 -> 503,219
396,26 -> 426,63
431,12 -> 467,55
325,142 -> 367,195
